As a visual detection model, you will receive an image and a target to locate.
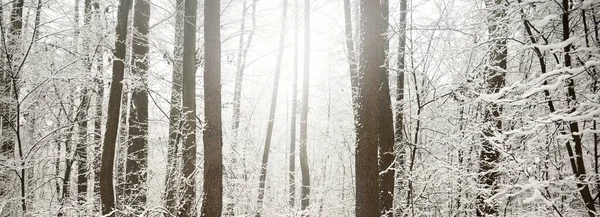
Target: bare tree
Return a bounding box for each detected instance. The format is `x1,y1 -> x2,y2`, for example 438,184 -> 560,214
300,0 -> 311,213
200,0 -> 223,216
393,0 -> 407,215
378,0 -> 394,216
289,0 -> 299,208
99,0 -> 133,215
164,0 -> 184,215
355,0 -> 384,216
256,0 -> 288,215
124,0 -> 151,213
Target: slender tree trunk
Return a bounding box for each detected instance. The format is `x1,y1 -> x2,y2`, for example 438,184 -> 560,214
0,0 -> 24,214
179,0 -> 199,215
99,0 -> 133,215
476,1 -> 506,216
355,0 -> 384,216
343,0 -> 357,115
256,1 -> 288,215
125,0 -> 150,213
164,0 -> 184,215
561,0 -> 595,215
289,0 -> 299,208
378,0 -> 394,216
225,1 -> 248,216
300,0 -> 311,213
393,0 -> 407,215
200,0 -> 223,216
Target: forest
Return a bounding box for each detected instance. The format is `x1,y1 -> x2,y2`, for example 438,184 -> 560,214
0,0 -> 599,216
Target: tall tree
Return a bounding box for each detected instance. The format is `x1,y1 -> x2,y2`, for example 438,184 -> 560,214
125,0 -> 150,213
561,0 -> 596,215
200,0 -> 223,216
179,0 -> 199,214
343,0 -> 358,114
165,0 -> 184,215
476,0 -> 506,216
99,0 -> 133,215
394,0 -> 407,215
289,0 -> 299,208
0,0 -> 24,212
355,0 -> 384,216
256,0 -> 288,215
299,0 -> 311,213
378,0 -> 395,216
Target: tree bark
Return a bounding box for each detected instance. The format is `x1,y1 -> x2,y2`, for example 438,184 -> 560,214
343,0 -> 358,115
165,0 -> 184,215
378,0 -> 394,216
99,0 -> 133,215
476,1 -> 506,216
200,0 -> 223,216
355,0 -> 384,216
179,0 -> 199,215
125,0 -> 150,213
300,0 -> 311,213
393,0 -> 407,215
256,0 -> 287,215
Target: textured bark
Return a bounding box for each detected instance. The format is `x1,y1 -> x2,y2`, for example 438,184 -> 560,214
393,0 -> 407,215
476,1 -> 506,216
256,1 -> 287,215
99,0 -> 133,215
165,0 -> 183,215
125,0 -> 150,213
300,0 -> 311,213
178,0 -> 198,215
200,0 -> 223,216
378,0 -> 394,216
355,0 -> 384,216
289,0 -> 299,208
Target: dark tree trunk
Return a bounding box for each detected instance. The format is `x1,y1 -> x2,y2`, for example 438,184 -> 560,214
200,0 -> 223,216
99,0 -> 133,215
561,0 -> 596,215
300,0 -> 311,213
124,0 -> 150,213
355,0 -> 384,216
394,0 -> 407,215
476,1 -> 506,216
343,0 -> 358,115
164,0 -> 183,215
255,0 -> 288,215
378,0 -> 394,216
179,0 -> 199,215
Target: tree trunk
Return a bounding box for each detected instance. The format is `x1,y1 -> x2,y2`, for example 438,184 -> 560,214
300,0 -> 311,213
125,0 -> 150,213
179,0 -> 199,215
0,0 -> 23,214
343,0 -> 357,116
378,0 -> 394,216
476,1 -> 506,216
561,0 -> 596,215
99,0 -> 133,215
355,0 -> 384,216
255,1 -> 288,215
200,0 -> 223,216
165,0 -> 184,215
289,0 -> 299,208
393,0 -> 407,215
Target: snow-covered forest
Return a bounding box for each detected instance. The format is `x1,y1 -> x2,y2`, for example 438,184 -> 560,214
0,0 -> 599,216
